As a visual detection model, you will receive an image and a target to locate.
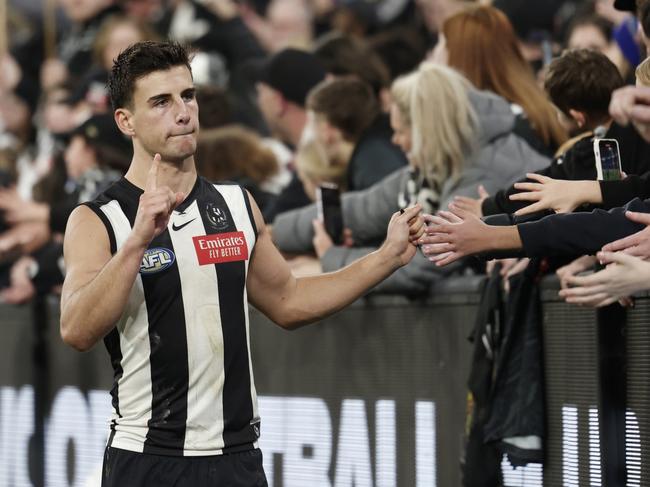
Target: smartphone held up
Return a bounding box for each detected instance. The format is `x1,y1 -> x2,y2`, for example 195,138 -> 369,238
316,183 -> 344,245
593,139 -> 622,181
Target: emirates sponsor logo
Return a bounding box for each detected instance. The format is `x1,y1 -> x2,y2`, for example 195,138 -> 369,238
193,231 -> 248,265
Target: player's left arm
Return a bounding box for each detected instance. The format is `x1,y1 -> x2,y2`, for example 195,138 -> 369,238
246,193 -> 422,329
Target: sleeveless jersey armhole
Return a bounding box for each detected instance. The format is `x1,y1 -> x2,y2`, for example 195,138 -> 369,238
82,202 -> 118,255
240,187 -> 259,238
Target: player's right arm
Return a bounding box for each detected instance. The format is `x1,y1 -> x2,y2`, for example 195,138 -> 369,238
60,154 -> 183,351
60,206 -> 148,351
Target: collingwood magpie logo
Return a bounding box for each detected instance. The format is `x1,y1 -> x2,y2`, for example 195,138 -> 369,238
205,203 -> 229,230
140,248 -> 175,274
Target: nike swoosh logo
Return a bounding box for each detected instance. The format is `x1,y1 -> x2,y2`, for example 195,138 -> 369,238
171,218 -> 196,231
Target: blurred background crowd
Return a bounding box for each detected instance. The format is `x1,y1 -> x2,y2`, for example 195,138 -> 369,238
7,0 -> 650,482
0,0 -> 646,301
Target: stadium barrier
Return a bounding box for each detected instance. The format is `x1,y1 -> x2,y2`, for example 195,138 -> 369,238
0,275 -> 646,486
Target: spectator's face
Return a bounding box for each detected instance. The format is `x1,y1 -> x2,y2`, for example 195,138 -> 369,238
102,22 -> 148,70
64,135 -> 97,179
0,94 -> 30,136
43,89 -> 77,134
123,65 -> 199,163
256,82 -> 283,133
309,110 -> 332,146
267,0 -> 313,51
567,25 -> 609,54
415,0 -> 456,33
307,110 -> 350,163
58,0 -> 111,23
389,103 -> 412,155
122,0 -> 164,21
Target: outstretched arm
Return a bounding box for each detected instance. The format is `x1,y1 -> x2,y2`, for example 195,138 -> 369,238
508,173 -> 603,216
420,198 -> 650,263
247,198 -> 423,329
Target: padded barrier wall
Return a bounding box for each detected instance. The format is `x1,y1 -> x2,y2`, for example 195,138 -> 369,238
0,276 -> 646,486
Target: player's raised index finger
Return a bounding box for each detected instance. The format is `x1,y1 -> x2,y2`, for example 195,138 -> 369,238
146,154 -> 161,192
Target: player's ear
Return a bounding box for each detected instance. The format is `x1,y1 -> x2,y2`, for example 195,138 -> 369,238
115,108 -> 135,137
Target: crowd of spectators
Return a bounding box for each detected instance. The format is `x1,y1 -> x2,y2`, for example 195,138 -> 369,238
5,0 -> 650,483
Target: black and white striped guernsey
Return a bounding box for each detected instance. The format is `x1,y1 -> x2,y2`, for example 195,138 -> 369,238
84,176 -> 260,456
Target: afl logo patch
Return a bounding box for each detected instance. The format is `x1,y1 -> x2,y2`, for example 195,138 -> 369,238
140,247 -> 175,274
205,202 -> 229,230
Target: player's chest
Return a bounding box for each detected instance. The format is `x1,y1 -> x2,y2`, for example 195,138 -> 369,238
139,199 -> 253,276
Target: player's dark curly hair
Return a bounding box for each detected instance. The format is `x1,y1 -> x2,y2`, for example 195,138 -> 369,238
108,41 -> 193,111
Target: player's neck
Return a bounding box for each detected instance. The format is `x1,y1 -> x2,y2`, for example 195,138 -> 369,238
126,152 -> 197,195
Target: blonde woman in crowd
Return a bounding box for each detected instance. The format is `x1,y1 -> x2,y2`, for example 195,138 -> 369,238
271,62 -> 550,293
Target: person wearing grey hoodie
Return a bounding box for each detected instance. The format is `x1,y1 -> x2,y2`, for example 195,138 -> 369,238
272,63 -> 550,294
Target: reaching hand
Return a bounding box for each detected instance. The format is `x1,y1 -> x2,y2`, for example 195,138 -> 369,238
0,54 -> 21,93
0,187 -> 49,225
609,85 -> 650,143
312,221 -> 354,259
559,251 -> 650,307
407,210 -> 426,243
556,255 -> 598,289
312,219 -> 334,258
601,211 -> 650,259
199,0 -> 238,20
0,222 -> 51,257
508,173 -> 595,216
382,205 -> 422,266
451,184 -> 489,218
0,256 -> 36,305
131,154 -> 185,248
419,206 -> 489,266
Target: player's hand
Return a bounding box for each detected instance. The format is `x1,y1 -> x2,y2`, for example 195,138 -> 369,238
407,210 -> 426,242
559,251 -> 650,307
381,204 -> 422,267
131,154 -> 184,248
419,206 -> 487,266
601,211 -> 650,259
509,173 -> 586,216
451,184 -> 489,218
556,255 -> 598,289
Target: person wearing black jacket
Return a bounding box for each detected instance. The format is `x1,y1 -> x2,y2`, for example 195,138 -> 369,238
451,49 -> 650,219
482,122 -> 650,217
417,77 -> 650,266
306,77 -> 407,192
